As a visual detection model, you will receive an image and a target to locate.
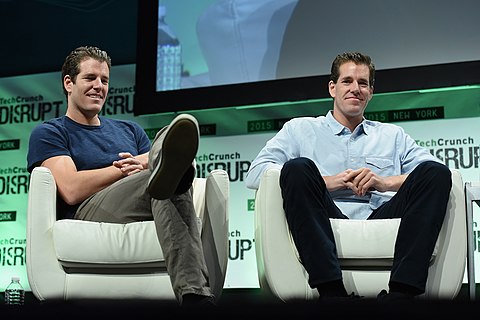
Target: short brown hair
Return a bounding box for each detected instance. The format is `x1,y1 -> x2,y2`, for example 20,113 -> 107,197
330,52 -> 375,87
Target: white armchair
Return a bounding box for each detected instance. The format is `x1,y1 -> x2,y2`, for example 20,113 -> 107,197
26,166 -> 229,302
254,167 -> 466,301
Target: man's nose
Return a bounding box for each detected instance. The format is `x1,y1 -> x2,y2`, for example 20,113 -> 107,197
92,78 -> 103,88
350,81 -> 360,92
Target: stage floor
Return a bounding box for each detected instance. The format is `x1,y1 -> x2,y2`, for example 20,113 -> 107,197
1,285 -> 478,319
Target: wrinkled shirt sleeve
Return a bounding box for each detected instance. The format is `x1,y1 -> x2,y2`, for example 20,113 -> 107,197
245,120 -> 299,189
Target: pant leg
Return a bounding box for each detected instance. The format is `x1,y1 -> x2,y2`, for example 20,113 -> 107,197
368,161 -> 452,294
75,170 -> 153,222
151,191 -> 212,302
279,157 -> 347,288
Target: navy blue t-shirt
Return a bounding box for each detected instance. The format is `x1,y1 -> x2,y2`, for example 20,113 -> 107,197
27,116 -> 151,219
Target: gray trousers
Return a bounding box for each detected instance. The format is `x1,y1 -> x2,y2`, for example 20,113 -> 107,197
74,129 -> 211,302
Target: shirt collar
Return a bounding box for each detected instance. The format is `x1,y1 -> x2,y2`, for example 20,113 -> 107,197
326,110 -> 344,135
326,110 -> 370,135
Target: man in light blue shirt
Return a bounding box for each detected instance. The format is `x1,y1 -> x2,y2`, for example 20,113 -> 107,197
245,52 -> 452,302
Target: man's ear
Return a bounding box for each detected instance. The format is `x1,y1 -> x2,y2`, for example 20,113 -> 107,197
328,80 -> 336,98
64,75 -> 73,94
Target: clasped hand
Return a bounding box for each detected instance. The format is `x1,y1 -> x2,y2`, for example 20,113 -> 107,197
327,168 -> 389,197
113,152 -> 149,176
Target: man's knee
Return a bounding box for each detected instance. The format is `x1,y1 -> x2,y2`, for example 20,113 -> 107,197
282,157 -> 315,173
280,157 -> 325,189
416,161 -> 451,184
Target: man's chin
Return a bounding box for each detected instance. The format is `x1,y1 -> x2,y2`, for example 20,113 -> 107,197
89,103 -> 104,110
346,106 -> 366,117
84,104 -> 103,116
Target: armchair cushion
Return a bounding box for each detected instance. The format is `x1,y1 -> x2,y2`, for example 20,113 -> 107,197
332,218 -> 401,260
53,220 -> 165,268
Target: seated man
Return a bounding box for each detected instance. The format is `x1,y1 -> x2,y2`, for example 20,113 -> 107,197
27,46 -> 214,307
245,51 -> 452,302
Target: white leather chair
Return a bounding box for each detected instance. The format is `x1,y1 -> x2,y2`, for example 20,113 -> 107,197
254,167 -> 466,301
26,166 -> 229,302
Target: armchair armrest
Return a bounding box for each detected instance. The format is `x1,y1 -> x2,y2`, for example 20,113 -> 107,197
26,166 -> 66,300
203,169 -> 230,301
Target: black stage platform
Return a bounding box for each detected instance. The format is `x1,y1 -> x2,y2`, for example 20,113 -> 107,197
1,285 -> 478,319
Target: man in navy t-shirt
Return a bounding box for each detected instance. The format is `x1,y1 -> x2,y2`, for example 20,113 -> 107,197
27,46 -> 214,307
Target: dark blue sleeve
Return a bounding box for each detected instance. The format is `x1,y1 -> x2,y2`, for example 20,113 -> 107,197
133,121 -> 151,154
27,121 -> 70,173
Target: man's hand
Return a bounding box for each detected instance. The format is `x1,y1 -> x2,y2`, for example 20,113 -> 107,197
325,168 -> 407,196
344,168 -> 387,196
113,152 -> 148,176
324,169 -> 356,192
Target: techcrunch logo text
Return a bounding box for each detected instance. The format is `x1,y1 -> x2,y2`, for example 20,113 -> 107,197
228,229 -> 254,261
0,167 -> 29,195
0,86 -> 136,124
0,238 -> 26,267
416,136 -> 480,169
0,95 -> 63,124
195,152 -> 249,182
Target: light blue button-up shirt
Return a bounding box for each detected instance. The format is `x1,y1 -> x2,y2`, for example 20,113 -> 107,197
245,111 -> 441,220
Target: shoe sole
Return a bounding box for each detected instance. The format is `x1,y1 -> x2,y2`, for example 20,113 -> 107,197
148,117 -> 199,200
